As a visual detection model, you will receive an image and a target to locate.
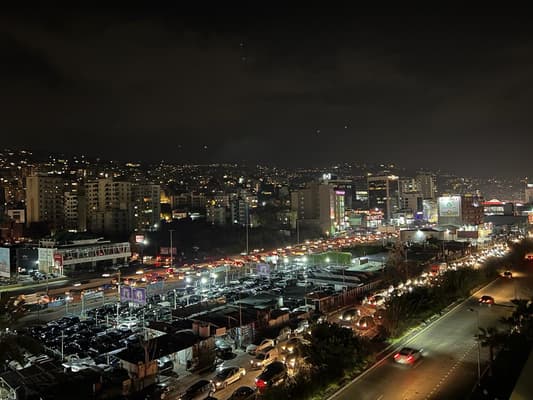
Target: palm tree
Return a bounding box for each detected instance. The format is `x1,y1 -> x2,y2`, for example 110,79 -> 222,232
476,327 -> 508,376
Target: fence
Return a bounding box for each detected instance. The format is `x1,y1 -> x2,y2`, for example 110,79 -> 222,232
312,279 -> 383,314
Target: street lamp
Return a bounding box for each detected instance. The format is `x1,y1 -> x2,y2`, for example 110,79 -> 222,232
139,239 -> 148,264
468,308 -> 482,385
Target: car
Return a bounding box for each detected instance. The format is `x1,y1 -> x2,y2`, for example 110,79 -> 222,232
250,346 -> 279,369
228,386 -> 255,400
246,338 -> 275,355
211,366 -> 246,390
255,361 -> 287,393
479,295 -> 495,305
340,309 -> 359,321
503,270 -> 513,279
367,295 -> 386,307
393,347 -> 423,365
178,379 -> 213,400
280,337 -> 305,354
355,315 -> 376,330
157,356 -> 174,372
117,316 -> 139,329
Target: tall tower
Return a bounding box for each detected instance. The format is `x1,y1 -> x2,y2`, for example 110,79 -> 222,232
367,175 -> 400,222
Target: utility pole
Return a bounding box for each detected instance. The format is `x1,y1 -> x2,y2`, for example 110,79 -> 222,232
169,229 -> 175,269
296,219 -> 300,245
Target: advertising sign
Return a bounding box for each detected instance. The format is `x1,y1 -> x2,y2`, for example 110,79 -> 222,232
132,287 -> 147,305
256,263 -> 270,276
120,285 -> 132,302
135,234 -> 145,244
160,247 -> 177,255
438,196 -> 461,217
38,248 -> 55,272
53,253 -> 63,268
0,248 -> 10,278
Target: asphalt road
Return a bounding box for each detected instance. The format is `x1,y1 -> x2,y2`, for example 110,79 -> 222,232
330,272 -> 529,400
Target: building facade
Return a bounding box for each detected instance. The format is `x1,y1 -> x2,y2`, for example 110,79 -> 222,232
25,174 -> 65,229
367,175 -> 400,222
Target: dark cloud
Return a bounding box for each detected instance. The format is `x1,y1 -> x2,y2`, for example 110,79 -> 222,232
0,11 -> 532,176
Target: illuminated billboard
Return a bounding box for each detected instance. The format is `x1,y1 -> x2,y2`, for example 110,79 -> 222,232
438,196 -> 461,217
0,248 -> 10,278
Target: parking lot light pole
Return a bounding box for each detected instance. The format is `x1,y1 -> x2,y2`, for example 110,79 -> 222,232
61,330 -> 65,361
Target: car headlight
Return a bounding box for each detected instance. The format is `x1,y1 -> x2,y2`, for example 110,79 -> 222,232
216,382 -> 221,387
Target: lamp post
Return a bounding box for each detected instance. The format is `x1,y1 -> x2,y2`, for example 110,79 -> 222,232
140,239 -> 148,264
61,330 -> 65,361
245,203 -> 249,255
468,307 -> 482,385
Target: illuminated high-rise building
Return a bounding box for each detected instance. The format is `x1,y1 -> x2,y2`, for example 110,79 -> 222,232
367,175 -> 400,222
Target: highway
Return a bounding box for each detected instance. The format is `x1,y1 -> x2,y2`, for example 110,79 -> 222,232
330,271 -> 528,400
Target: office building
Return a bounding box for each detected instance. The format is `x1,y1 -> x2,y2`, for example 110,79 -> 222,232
291,181 -> 346,235
526,183 -> 533,203
438,194 -> 484,226
367,175 -> 400,222
416,173 -> 436,200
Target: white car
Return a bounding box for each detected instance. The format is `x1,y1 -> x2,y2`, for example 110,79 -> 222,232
247,338 -> 275,355
117,316 -> 139,329
211,366 -> 246,390
62,355 -> 96,372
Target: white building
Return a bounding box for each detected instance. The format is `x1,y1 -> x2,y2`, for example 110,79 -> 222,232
25,174 -> 65,228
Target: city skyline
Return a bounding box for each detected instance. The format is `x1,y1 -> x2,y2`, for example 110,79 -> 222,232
1,10 -> 532,177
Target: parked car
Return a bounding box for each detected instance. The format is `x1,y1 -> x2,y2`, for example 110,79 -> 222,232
178,379 -> 213,400
250,346 -> 279,369
211,366 -> 246,390
479,295 -> 495,306
503,270 -> 513,279
246,338 -> 275,355
393,347 -> 423,365
228,386 -> 255,400
255,361 -> 287,393
117,316 -> 139,329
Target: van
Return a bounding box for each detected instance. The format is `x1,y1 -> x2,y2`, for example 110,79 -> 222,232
250,346 -> 279,369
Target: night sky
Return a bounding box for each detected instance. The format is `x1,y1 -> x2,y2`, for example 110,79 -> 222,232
1,10 -> 532,177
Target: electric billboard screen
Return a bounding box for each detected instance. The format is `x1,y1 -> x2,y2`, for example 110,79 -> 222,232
438,196 -> 461,217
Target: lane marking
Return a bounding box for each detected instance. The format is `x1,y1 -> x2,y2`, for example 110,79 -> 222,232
327,277 -> 501,400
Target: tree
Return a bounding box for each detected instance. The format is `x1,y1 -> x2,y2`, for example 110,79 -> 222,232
0,293 -> 38,371
476,327 -> 508,376
303,322 -> 366,378
0,293 -> 27,330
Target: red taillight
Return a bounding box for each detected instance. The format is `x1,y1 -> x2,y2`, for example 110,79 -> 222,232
407,356 -> 414,362
394,353 -> 400,359
256,379 -> 267,388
